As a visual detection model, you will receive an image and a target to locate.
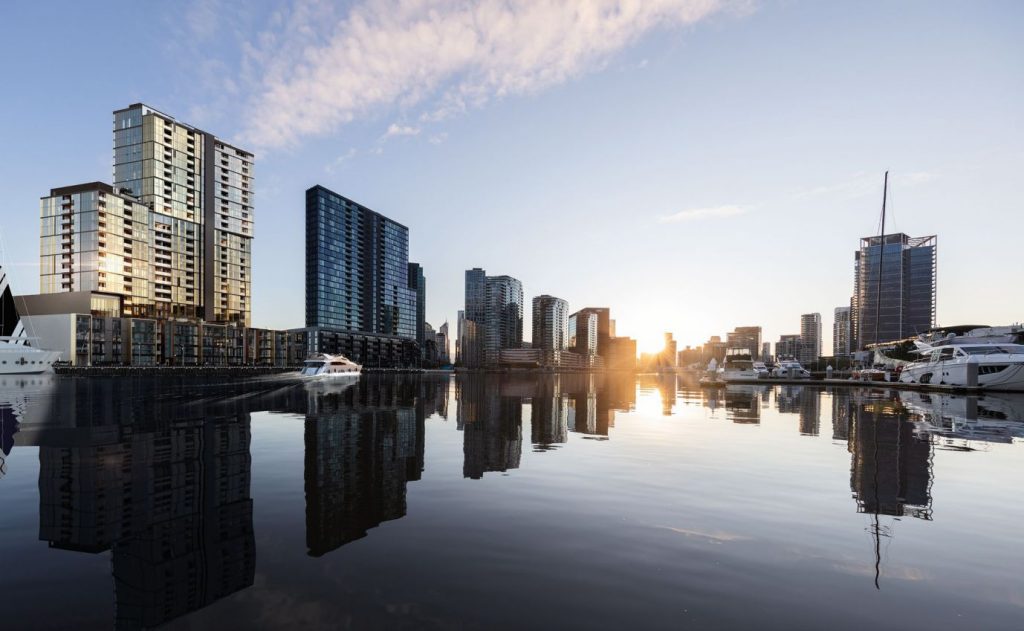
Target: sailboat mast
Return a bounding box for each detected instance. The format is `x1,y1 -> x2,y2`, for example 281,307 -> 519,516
872,171 -> 889,348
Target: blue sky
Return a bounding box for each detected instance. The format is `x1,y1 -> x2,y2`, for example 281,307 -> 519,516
1,1 -> 1021,352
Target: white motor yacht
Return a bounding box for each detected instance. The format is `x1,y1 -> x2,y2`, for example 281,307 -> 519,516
719,349 -> 765,383
0,268 -> 61,374
299,353 -> 362,378
0,338 -> 61,374
899,342 -> 1024,392
772,359 -> 811,379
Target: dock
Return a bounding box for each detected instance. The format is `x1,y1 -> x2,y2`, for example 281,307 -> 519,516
705,377 -> 1006,394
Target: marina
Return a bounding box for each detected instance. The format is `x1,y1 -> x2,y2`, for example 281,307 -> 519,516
0,3 -> 1020,629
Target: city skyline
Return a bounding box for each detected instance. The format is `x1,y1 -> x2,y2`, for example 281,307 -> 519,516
1,2 -> 1021,353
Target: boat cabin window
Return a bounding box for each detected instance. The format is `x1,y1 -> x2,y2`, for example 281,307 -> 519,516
305,361 -> 324,368
960,345 -> 1024,355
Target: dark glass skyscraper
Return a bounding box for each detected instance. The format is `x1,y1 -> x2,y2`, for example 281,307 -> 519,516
305,185 -> 416,340
408,262 -> 426,354
851,233 -> 937,349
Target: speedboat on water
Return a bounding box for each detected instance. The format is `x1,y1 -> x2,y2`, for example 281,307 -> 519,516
772,358 -> 811,379
899,341 -> 1024,392
299,353 -> 362,378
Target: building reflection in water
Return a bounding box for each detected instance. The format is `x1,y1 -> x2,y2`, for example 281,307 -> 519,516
831,389 -> 852,441
840,391 -> 935,589
773,386 -> 822,436
13,375 -> 448,628
456,375 -> 524,479
11,373 -> 1019,614
530,375 -> 569,451
844,393 -> 933,520
568,373 -> 633,439
30,378 -> 258,629
701,385 -> 769,424
303,376 -> 434,557
455,373 -> 636,476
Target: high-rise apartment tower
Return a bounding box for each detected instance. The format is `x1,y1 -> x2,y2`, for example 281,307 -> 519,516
304,185 -> 416,339
532,295 -> 569,352
113,103 -> 254,325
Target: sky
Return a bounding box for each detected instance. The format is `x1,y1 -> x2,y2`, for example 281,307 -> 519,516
0,0 -> 1021,354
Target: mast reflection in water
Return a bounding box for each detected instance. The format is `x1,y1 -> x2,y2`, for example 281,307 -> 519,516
0,374 -> 1021,629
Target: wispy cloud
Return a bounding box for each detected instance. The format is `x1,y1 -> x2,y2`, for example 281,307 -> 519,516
658,205 -> 748,223
902,171 -> 938,185
185,0 -> 220,41
428,132 -> 449,145
240,0 -> 743,148
325,148 -> 357,173
792,170 -> 939,202
383,123 -> 422,139
791,171 -> 875,202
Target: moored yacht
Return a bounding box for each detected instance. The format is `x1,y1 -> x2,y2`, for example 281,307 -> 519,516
299,353 -> 362,378
719,349 -> 765,382
0,267 -> 61,374
772,358 -> 811,379
899,341 -> 1024,392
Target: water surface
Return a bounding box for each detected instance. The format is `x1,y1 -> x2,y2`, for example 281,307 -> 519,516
0,373 -> 1021,630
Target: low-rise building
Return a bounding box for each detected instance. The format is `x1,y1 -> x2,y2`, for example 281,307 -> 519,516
498,348 -> 592,370
18,293 -> 293,367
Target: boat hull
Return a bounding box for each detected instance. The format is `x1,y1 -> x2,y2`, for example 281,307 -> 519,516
302,371 -> 362,379
900,361 -> 1024,392
0,349 -> 61,374
721,373 -> 764,383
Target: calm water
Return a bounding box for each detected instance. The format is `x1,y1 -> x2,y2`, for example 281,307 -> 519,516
0,373 -> 1022,630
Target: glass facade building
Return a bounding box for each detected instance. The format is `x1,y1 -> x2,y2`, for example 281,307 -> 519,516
484,276 -> 523,367
573,308 -> 611,356
851,233 -> 937,349
305,185 -> 416,341
408,263 -> 426,354
40,183 -> 153,316
799,313 -> 822,364
833,306 -> 851,358
776,334 -> 801,360
726,326 -> 762,354
532,295 -> 569,352
461,269 -> 523,368
568,310 -> 598,357
112,103 -> 254,325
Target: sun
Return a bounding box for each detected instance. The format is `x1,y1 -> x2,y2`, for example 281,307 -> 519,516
636,331 -> 668,355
